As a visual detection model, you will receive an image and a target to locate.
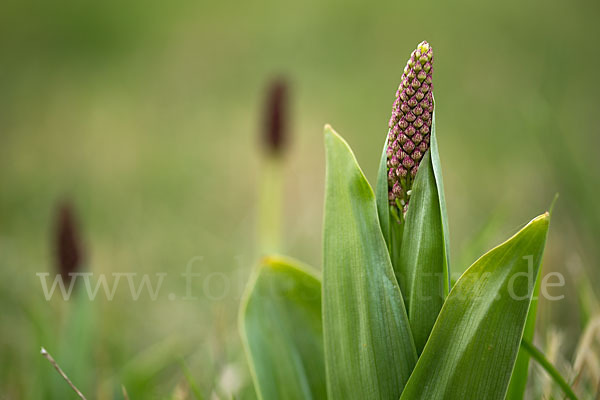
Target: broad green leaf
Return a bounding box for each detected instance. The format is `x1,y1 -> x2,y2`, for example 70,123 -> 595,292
239,255 -> 325,400
398,149 -> 446,354
323,125 -> 417,399
375,133 -> 405,293
376,134 -> 392,248
400,213 -> 550,400
507,195 -> 558,399
505,268 -> 541,400
429,112 -> 451,292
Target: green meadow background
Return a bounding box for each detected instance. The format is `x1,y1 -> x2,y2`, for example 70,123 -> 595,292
1,0 -> 599,398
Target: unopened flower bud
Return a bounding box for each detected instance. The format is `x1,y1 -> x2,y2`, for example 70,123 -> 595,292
54,201 -> 84,286
263,79 -> 288,155
386,41 -> 434,213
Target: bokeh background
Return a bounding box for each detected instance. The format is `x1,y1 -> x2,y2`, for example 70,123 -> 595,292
1,0 -> 599,398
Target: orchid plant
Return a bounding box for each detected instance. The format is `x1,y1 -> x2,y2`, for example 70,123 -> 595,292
239,42 -> 577,400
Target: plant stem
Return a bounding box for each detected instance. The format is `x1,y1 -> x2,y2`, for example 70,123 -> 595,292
40,347 -> 87,400
521,338 -> 579,400
258,157 -> 283,254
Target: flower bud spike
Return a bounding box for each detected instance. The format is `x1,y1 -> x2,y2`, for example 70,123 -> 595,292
54,201 -> 84,286
263,79 -> 289,156
386,41 -> 434,216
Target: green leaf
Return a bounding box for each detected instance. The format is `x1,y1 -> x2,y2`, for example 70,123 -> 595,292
400,213 -> 550,400
239,255 -> 326,400
398,149 -> 446,354
429,112 -> 451,292
375,133 -> 405,295
505,268 -> 541,400
376,133 -> 392,248
323,125 -> 417,399
507,194 -> 559,399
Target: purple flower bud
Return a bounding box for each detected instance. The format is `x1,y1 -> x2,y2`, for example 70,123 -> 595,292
402,156 -> 415,169
263,79 -> 288,155
54,201 -> 84,286
385,41 -> 434,214
388,168 -> 397,183
403,140 -> 416,154
392,182 -> 403,197
399,133 -> 408,145
412,133 -> 423,145
397,166 -> 408,178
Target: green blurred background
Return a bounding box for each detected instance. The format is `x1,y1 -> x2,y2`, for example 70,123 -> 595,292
1,0 -> 599,398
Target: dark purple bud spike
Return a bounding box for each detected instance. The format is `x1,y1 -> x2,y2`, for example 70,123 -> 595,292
54,201 -> 84,286
263,79 -> 288,155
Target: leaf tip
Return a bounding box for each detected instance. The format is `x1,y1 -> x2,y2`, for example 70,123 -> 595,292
259,255 -> 287,272
531,212 -> 551,229
323,124 -> 340,142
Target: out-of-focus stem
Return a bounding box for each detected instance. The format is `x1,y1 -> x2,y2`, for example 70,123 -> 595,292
258,156 -> 284,254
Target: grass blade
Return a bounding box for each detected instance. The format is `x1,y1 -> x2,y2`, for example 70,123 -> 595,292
521,338 -> 579,400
